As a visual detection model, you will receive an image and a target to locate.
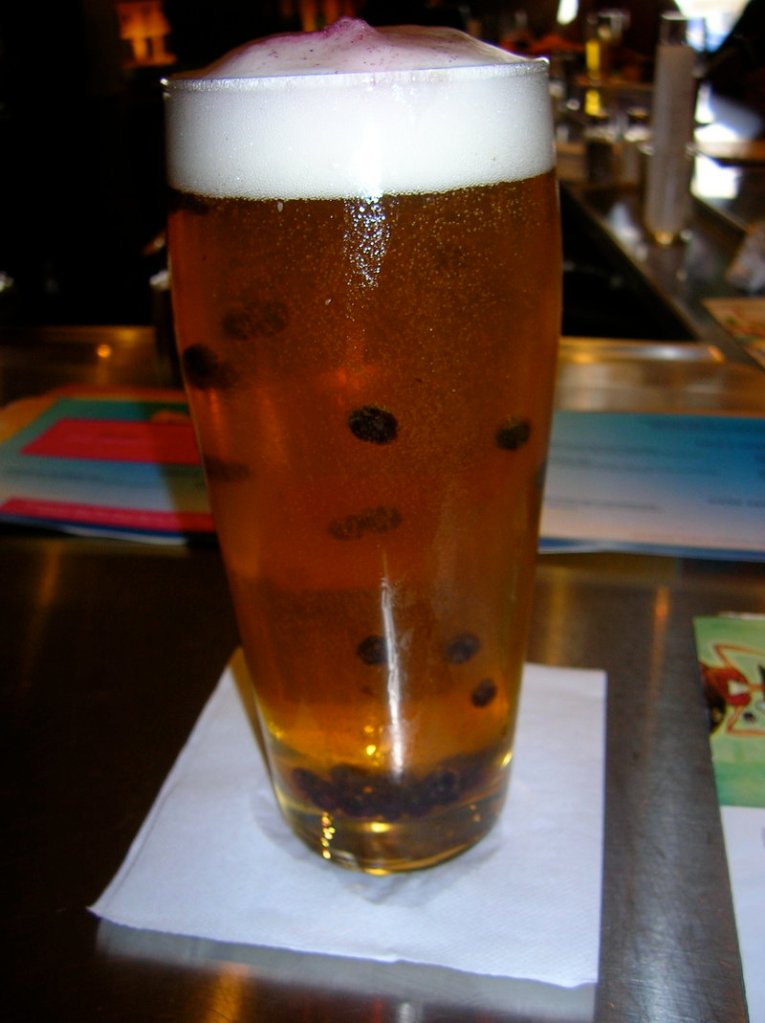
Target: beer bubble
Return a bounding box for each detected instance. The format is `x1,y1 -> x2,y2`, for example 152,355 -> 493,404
471,678 -> 497,707
328,505 -> 402,540
495,417 -> 531,451
445,632 -> 480,664
348,405 -> 398,444
181,343 -> 238,389
222,299 -> 288,339
356,635 -> 388,666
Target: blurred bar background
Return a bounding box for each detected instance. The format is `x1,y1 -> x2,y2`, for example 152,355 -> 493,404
0,0 -> 755,331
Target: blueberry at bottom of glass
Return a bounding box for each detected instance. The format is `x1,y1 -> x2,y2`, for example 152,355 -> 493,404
276,752 -> 510,873
291,758 -> 486,822
280,783 -> 508,873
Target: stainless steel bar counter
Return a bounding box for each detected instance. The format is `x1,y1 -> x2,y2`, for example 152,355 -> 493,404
2,328 -> 764,1022
561,179 -> 764,360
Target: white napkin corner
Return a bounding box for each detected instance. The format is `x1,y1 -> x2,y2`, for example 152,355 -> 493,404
91,652 -> 606,990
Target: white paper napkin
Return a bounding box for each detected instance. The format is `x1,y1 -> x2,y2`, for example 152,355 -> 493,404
91,652 -> 606,989
721,805 -> 765,1023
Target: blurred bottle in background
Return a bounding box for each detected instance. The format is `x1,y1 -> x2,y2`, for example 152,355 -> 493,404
643,13 -> 698,244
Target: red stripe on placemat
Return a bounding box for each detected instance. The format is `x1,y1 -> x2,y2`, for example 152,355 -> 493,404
22,418 -> 201,465
1,497 -> 214,533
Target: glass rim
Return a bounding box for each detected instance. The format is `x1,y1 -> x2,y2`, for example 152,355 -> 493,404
162,57 -> 549,93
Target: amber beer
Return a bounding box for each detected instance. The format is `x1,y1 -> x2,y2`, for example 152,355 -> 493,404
165,19 -> 561,872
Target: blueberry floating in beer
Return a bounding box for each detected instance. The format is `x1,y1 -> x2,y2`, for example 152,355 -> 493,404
356,634 -> 388,666
181,343 -> 237,390
202,454 -> 250,482
222,299 -> 288,339
495,417 -> 531,450
471,678 -> 497,707
445,632 -> 481,664
328,505 -> 402,540
348,405 -> 398,444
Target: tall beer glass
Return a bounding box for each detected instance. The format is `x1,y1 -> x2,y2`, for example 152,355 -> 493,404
165,18 -> 561,873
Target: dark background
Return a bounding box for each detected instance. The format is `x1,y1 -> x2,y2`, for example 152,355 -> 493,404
0,0 -> 751,329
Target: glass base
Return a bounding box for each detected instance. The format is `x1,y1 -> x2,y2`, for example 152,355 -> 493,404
277,784 -> 508,873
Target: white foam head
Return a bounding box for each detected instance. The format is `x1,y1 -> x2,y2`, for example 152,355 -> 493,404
165,19 -> 554,200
